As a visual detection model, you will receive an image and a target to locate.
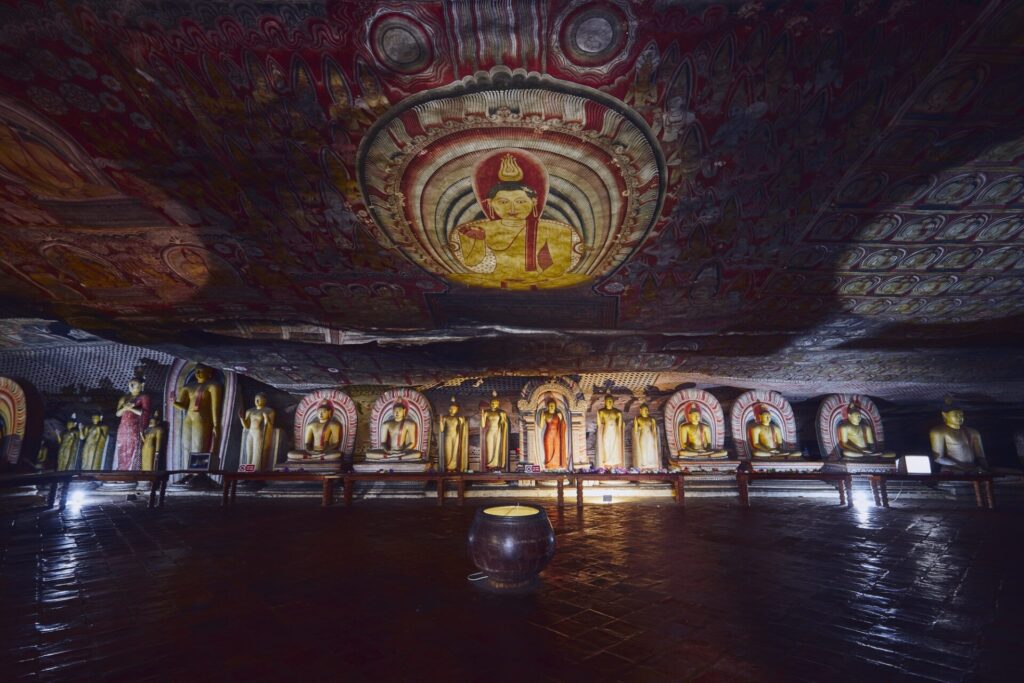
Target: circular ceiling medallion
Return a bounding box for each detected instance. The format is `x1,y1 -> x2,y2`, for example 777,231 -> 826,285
357,68 -> 664,291
370,14 -> 431,74
561,5 -> 627,64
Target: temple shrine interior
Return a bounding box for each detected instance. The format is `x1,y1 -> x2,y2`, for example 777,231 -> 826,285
2,1 -> 1024,681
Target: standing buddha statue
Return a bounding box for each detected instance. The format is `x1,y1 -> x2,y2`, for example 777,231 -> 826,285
480,391 -> 509,471
439,397 -> 469,472
79,414 -> 109,470
596,394 -> 625,468
632,404 -> 661,470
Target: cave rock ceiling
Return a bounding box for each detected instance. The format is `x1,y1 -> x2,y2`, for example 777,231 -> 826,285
0,0 -> 1023,390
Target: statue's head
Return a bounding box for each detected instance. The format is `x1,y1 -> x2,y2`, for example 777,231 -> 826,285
847,408 -> 863,426
194,365 -> 211,383
639,404 -> 650,418
603,395 -> 614,409
254,393 -> 267,408
91,414 -> 102,424
489,390 -> 500,410
317,403 -> 333,422
448,397 -> 459,416
128,378 -> 144,395
545,399 -> 557,413
755,405 -> 772,425
686,404 -> 702,425
149,410 -> 160,427
393,403 -> 407,421
941,395 -> 964,428
942,408 -> 964,428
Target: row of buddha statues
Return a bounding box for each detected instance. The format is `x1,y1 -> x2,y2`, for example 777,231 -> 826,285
30,363 -> 991,475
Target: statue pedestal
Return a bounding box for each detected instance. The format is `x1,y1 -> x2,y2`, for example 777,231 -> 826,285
838,458 -> 898,474
747,459 -> 821,472
274,459 -> 344,474
669,458 -> 736,473
353,460 -> 430,473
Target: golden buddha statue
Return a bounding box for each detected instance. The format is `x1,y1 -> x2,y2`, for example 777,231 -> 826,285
141,411 -> 165,471
438,397 -> 469,472
747,405 -> 801,459
929,398 -> 987,472
480,391 -> 509,471
172,365 -> 223,456
837,404 -> 894,459
366,403 -> 423,461
79,414 -> 109,470
239,393 -> 276,469
57,417 -> 81,471
596,394 -> 625,468
449,150 -> 583,290
632,404 -> 661,470
288,403 -> 342,462
676,404 -> 728,459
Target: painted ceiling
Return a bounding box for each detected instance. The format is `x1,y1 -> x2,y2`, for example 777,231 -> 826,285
0,0 -> 1023,392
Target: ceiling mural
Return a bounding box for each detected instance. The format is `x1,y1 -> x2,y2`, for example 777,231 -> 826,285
0,0 -> 1021,390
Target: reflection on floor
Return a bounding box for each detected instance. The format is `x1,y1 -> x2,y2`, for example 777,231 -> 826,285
2,495 -> 1022,682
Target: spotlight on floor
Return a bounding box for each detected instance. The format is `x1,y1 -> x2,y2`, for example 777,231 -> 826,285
67,490 -> 88,513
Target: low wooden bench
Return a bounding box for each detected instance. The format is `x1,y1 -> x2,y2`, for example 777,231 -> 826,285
867,472 -> 995,509
438,472 -> 573,507
0,471 -> 74,509
220,471 -> 339,507
72,470 -> 171,509
737,470 -> 852,507
572,473 -> 686,509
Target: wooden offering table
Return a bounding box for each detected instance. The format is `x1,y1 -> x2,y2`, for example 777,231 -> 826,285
868,472 -> 996,509
220,471 -> 339,507
439,472 -> 573,508
737,469 -> 852,507
0,471 -> 74,510
73,470 -> 172,509
571,472 -> 687,509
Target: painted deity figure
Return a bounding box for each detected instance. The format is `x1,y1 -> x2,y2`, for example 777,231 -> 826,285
930,400 -> 987,472
632,404 -> 661,470
366,403 -> 422,461
114,378 -> 151,470
79,414 -> 109,470
450,150 -> 583,289
596,395 -> 625,468
172,365 -> 223,456
288,403 -> 342,462
748,404 -> 801,459
541,399 -> 567,470
57,418 -> 81,471
438,397 -> 469,472
239,393 -> 276,469
837,405 -> 893,459
141,412 -> 166,471
480,391 -> 509,471
677,404 -> 728,459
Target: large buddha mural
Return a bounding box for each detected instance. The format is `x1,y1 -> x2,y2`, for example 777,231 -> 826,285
358,69 -> 665,291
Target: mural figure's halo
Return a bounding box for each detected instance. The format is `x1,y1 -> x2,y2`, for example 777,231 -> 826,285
358,68 -> 665,291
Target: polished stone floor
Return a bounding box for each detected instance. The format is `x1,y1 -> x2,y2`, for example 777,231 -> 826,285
2,491 -> 1023,682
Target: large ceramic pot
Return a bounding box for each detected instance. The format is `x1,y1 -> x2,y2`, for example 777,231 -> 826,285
467,504 -> 555,590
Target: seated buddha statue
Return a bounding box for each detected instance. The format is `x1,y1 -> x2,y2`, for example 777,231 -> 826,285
366,403 -> 423,461
929,399 -> 988,472
837,405 -> 894,459
287,403 -> 342,462
748,405 -> 802,459
676,405 -> 728,459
